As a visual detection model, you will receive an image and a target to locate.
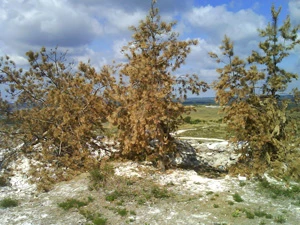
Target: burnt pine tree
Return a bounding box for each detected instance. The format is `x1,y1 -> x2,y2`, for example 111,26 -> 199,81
210,6 -> 300,178
112,1 -> 208,164
0,47 -> 116,189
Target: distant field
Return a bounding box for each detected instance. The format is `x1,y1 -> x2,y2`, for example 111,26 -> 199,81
180,104 -> 300,140
183,105 -> 223,121
179,105 -> 228,139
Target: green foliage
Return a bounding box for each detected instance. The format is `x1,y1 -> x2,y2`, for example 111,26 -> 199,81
91,216 -> 107,225
0,197 -> 18,208
213,204 -> 219,208
265,213 -> 273,219
89,162 -> 114,190
232,209 -> 242,217
258,178 -> 300,199
245,210 -> 255,219
111,0 -> 208,162
105,191 -> 121,202
183,116 -> 192,123
254,207 -> 268,218
150,186 -> 170,198
232,193 -> 244,202
80,210 -> 107,225
116,208 -> 128,217
210,6 -> 300,177
274,215 -> 286,223
239,181 -> 247,187
227,200 -> 234,205
58,198 -> 88,210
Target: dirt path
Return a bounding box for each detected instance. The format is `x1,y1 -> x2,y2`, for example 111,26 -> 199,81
173,129 -> 226,142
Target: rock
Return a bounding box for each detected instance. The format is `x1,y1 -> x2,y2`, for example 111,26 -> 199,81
168,139 -> 241,172
169,140 -> 201,169
238,175 -> 247,181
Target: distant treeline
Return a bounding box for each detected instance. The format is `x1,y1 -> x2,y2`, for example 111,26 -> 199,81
183,95 -> 298,107
183,97 -> 216,106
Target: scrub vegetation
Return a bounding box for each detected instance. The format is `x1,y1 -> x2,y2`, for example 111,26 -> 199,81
0,3 -> 299,224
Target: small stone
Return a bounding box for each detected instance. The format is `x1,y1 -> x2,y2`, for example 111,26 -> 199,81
238,175 -> 247,181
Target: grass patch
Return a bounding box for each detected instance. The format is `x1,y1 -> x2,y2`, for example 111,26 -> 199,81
150,186 -> 171,199
245,210 -> 255,219
58,198 -> 88,210
239,181 -> 247,187
80,209 -> 107,225
232,193 -> 244,202
274,215 -> 286,223
0,197 -> 18,208
105,191 -> 121,202
265,213 -> 273,219
254,208 -> 267,217
106,206 -> 129,217
116,208 -> 128,217
89,162 -> 114,190
213,204 -> 219,208
291,197 -> 300,206
227,200 -> 234,205
177,125 -> 227,139
91,216 -> 108,225
232,209 -> 242,217
258,178 -> 300,199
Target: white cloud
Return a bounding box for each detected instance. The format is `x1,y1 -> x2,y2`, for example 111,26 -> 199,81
289,0 -> 300,24
112,39 -> 130,61
184,5 -> 265,42
0,0 -> 103,49
188,38 -> 221,69
101,9 -> 145,33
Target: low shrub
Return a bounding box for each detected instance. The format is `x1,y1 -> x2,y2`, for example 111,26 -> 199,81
58,198 -> 88,210
0,197 -> 18,208
232,193 -> 244,202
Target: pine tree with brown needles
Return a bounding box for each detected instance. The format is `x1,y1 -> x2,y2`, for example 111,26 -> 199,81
0,47 -> 116,189
111,0 -> 208,164
210,5 -> 300,178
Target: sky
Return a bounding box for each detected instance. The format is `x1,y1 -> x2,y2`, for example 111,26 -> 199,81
0,0 -> 299,97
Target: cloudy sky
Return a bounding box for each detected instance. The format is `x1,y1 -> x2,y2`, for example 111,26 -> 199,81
0,0 -> 299,97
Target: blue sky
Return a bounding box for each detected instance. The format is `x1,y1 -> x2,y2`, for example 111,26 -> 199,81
0,0 -> 299,97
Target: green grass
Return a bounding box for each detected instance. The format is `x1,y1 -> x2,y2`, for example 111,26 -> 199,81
183,105 -> 223,121
227,200 -> 234,205
105,191 -> 121,202
232,193 -> 244,202
258,178 -> 300,200
116,208 -> 128,216
0,197 -> 18,208
89,163 -> 114,190
58,198 -> 88,210
274,215 -> 286,223
91,216 -> 108,225
254,208 -> 268,218
213,204 -> 219,208
245,210 -> 255,219
179,106 -> 228,139
151,186 -> 171,199
232,209 -> 242,217
80,210 -> 107,225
